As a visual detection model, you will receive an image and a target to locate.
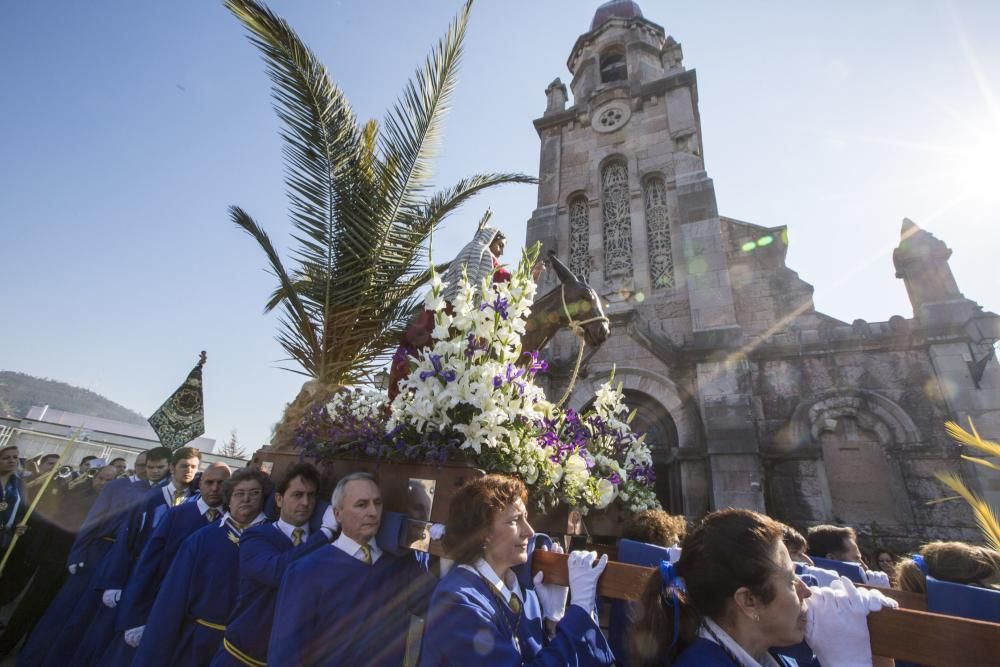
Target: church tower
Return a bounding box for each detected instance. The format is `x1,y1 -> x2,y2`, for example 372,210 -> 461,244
527,0 -> 768,515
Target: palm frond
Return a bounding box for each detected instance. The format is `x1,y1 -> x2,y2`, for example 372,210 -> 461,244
961,455 -> 1000,472
945,420 -> 1000,458
935,471 -> 1000,552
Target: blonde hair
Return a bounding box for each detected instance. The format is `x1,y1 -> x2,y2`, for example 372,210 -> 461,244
896,541 -> 1000,593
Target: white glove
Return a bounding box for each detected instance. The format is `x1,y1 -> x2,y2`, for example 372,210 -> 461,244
864,569 -> 891,588
124,625 -> 145,648
321,506 -> 339,533
567,550 -> 607,615
68,563 -> 82,575
666,546 -> 682,563
429,523 -> 446,541
806,576 -> 898,667
102,589 -> 122,608
532,543 -> 568,622
801,564 -> 839,587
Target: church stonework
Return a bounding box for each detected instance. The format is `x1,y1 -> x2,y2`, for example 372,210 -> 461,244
526,1 -> 1000,549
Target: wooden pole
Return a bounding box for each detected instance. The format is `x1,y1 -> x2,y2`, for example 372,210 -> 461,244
0,429 -> 80,576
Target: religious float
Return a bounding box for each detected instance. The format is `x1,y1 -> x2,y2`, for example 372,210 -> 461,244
252,242 -> 660,539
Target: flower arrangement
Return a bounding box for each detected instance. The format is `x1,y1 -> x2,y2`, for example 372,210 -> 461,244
295,243 -> 659,514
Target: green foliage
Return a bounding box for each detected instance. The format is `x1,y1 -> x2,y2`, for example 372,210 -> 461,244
225,0 -> 535,387
0,371 -> 146,425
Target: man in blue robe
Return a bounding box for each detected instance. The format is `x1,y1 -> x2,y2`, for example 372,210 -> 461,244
94,456 -> 229,666
212,462 -> 336,667
268,472 -> 435,667
133,468 -> 270,667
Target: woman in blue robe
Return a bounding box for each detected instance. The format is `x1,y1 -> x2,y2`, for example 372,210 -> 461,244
628,509 -> 896,667
419,474 -> 614,666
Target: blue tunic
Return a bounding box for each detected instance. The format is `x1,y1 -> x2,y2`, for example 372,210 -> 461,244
210,522 -> 332,667
18,476 -> 133,666
132,520 -> 244,667
674,638 -> 799,667
419,567 -> 615,666
94,499 -> 215,667
268,545 -> 433,667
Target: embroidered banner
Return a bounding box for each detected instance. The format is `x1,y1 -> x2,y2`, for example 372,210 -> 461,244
148,352 -> 206,450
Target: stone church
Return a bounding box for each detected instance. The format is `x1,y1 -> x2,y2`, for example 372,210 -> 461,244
527,0 -> 1000,548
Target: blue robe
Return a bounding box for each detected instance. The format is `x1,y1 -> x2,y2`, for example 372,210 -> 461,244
68,479 -> 171,667
17,476 -> 134,666
268,545 -> 432,667
132,520 -> 244,667
674,638 -> 798,666
211,522 -> 332,667
419,567 -> 614,667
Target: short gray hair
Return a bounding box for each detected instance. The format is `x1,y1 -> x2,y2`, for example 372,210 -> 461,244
331,472 -> 377,510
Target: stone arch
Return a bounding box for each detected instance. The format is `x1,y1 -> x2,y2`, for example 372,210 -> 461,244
784,389 -> 918,528
599,47 -> 627,83
567,366 -> 707,515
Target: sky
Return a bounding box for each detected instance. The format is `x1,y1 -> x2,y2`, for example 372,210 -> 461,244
2,1 -> 998,452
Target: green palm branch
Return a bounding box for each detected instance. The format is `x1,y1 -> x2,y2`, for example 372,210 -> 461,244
225,0 -> 535,387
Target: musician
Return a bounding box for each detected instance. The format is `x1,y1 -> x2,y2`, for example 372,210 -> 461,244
419,474 -> 614,666
0,464 -> 114,657
109,457 -> 127,477
629,509 -> 896,667
94,460 -> 230,666
213,463 -> 337,667
76,455 -> 99,478
268,472 -> 434,666
133,468 -> 269,666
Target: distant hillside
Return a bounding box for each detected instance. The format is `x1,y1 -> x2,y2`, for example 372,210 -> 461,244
0,371 -> 147,425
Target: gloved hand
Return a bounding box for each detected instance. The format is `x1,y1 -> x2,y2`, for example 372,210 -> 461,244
666,546 -> 682,563
567,550 -> 608,615
102,589 -> 122,608
429,523 -> 446,541
321,506 -> 339,534
532,543 -> 568,622
806,576 -> 898,667
68,563 -> 83,575
864,568 -> 891,588
124,626 -> 145,648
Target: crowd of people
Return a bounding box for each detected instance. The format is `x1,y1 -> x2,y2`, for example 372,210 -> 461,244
2,441 -> 999,666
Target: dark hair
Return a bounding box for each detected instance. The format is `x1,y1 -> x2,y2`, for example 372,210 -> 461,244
110,457 -> 126,465
0,445 -> 17,456
443,474 -> 527,564
622,509 -> 687,547
277,463 -> 321,495
896,541 -> 1000,594
40,454 -> 60,464
80,455 -> 98,465
145,447 -> 172,463
781,524 -> 808,554
630,509 -> 785,667
170,447 -> 202,465
806,524 -> 856,558
223,468 -> 268,506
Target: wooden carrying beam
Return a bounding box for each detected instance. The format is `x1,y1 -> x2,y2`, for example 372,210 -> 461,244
530,550 -> 1000,666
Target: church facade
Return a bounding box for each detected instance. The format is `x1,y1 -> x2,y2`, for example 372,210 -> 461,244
526,1 -> 1000,549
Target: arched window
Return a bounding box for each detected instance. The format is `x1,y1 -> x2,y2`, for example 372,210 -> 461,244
600,52 -> 626,83
601,161 -> 633,278
643,177 -> 674,289
568,196 -> 591,278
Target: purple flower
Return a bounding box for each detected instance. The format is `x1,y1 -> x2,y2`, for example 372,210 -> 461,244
465,334 -> 487,359
523,350 -> 548,374
479,293 -> 510,320
419,355 -> 456,383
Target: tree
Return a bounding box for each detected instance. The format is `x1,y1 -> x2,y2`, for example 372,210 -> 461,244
219,429 -> 248,459
225,0 -> 534,447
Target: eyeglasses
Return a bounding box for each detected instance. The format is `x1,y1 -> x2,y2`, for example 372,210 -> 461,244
230,490 -> 263,502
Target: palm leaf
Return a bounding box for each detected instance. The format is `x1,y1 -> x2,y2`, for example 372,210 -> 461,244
961,455 -> 1000,472
944,420 -> 1000,459
936,471 -> 1000,552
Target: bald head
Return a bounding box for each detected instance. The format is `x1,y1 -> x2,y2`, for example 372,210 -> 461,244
199,463 -> 232,507
93,465 -> 117,493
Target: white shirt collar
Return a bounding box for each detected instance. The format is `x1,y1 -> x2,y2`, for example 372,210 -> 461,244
275,518 -> 309,543
333,532 -> 381,563
699,618 -> 782,667
163,482 -> 191,506
459,558 -> 524,606
222,511 -> 268,531
197,497 -> 220,517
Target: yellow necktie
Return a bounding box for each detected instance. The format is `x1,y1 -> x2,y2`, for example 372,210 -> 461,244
359,543 -> 372,565
291,528 -> 303,547
508,592 -> 521,615
205,509 -> 220,523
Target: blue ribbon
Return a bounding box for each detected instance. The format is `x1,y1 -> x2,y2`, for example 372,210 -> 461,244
659,560 -> 686,651
911,553 -> 929,575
